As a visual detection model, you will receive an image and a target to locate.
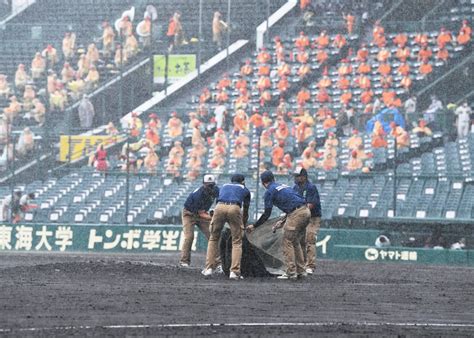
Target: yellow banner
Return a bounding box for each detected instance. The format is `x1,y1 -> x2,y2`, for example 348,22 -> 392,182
153,54 -> 196,84
59,135 -> 115,162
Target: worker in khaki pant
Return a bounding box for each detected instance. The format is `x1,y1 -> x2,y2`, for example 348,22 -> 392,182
180,174 -> 219,267
203,174 -> 250,280
247,171 -> 311,280
293,167 -> 322,274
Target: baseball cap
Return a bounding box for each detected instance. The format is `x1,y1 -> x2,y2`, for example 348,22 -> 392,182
231,174 -> 245,184
293,166 -> 307,177
203,174 -> 216,184
260,170 -> 275,184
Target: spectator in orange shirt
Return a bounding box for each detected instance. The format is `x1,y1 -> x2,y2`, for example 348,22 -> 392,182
217,73 -> 231,91
437,27 -> 452,48
272,141 -> 285,167
274,37 -> 285,64
393,33 -> 408,47
249,108 -> 264,130
380,75 -> 393,89
318,72 -> 332,89
200,87 -> 211,103
396,46 -> 411,62
414,32 -> 429,46
278,76 -> 290,97
343,13 -> 355,35
382,90 -> 396,107
390,122 -> 409,148
256,75 -> 271,92
340,90 -> 352,106
233,109 -> 249,135
275,121 -> 290,141
360,89 -> 374,105
372,20 -> 386,47
316,88 -> 331,104
320,152 -> 337,171
356,62 -> 370,75
316,48 -> 329,65
418,46 -> 432,62
258,64 -> 271,76
297,86 -> 311,106
295,31 -> 310,49
378,62 -> 391,77
333,34 -> 347,49
346,129 -> 362,150
297,62 -> 311,83
296,48 -> 309,64
323,114 -> 336,129
314,30 -> 329,49
216,89 -> 229,103
317,105 -> 332,121
371,121 -> 387,148
401,75 -> 412,92
300,0 -> 311,11
347,150 -> 363,171
234,88 -> 249,110
338,76 -> 350,90
419,60 -> 433,77
257,47 -> 272,64
235,75 -> 247,92
355,74 -> 371,90
240,59 -> 253,76
338,59 -> 352,76
356,44 -> 369,62
260,90 -> 272,107
397,62 -> 410,76
436,47 -> 449,62
457,20 -> 471,45
377,47 -> 391,63
277,61 -> 291,77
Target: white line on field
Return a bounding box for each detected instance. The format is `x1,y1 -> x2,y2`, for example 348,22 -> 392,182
1,322 -> 474,333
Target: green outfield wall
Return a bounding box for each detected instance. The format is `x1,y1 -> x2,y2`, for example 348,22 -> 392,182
0,224 -> 471,266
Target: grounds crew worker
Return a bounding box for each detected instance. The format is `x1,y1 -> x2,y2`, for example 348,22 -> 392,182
247,170 -> 311,280
202,174 -> 251,280
293,167 -> 321,275
180,174 -> 220,267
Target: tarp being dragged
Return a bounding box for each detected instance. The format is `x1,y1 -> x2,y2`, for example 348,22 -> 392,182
220,217 -> 286,277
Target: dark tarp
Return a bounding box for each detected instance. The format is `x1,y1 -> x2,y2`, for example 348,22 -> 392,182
219,217 -> 286,277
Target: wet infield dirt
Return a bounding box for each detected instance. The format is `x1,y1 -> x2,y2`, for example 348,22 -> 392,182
0,252 -> 473,337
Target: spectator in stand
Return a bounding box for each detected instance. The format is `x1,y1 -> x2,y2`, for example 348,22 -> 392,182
85,65 -> 100,90
343,12 -> 355,35
61,62 -> 75,84
77,54 -> 90,78
301,148 -> 318,170
62,31 -> 76,60
346,129 -> 362,151
91,144 -> 108,172
14,65 -> 27,92
114,44 -> 127,68
372,121 -> 388,148
42,44 -> 58,67
240,59 -> 253,77
424,95 -> 443,130
22,85 -> 36,112
3,96 -> 21,122
320,151 -> 337,171
78,94 -> 95,129
19,192 -> 37,218
390,122 -> 409,148
31,52 -> 45,80
437,27 -> 452,48
167,112 -> 183,138
102,21 -> 115,58
455,101 -> 472,139
144,147 -> 159,174
404,95 -> 417,128
31,99 -> 45,126
86,43 -> 100,64
457,20 -> 471,46
212,11 -> 228,50
412,119 -> 432,137
347,150 -> 363,171
124,33 -> 139,60
213,102 -> 226,130
16,127 -> 34,157
272,140 -> 285,168
419,60 -> 433,77
0,74 -> 10,98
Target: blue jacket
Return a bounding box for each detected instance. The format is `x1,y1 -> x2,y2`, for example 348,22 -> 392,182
184,185 -> 219,213
293,181 -> 322,217
218,183 -> 251,208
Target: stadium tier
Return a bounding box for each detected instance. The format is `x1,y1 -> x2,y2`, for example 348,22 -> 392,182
0,0 -> 473,236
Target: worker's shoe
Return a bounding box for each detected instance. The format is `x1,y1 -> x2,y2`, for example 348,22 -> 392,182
201,268 -> 214,277
277,273 -> 298,280
179,262 -> 190,268
215,265 -> 224,274
229,271 -> 243,280
305,268 -> 314,275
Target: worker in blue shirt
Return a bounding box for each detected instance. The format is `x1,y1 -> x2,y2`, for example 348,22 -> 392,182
247,170 -> 311,280
180,174 -> 220,267
293,167 -> 322,275
203,174 -> 251,280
